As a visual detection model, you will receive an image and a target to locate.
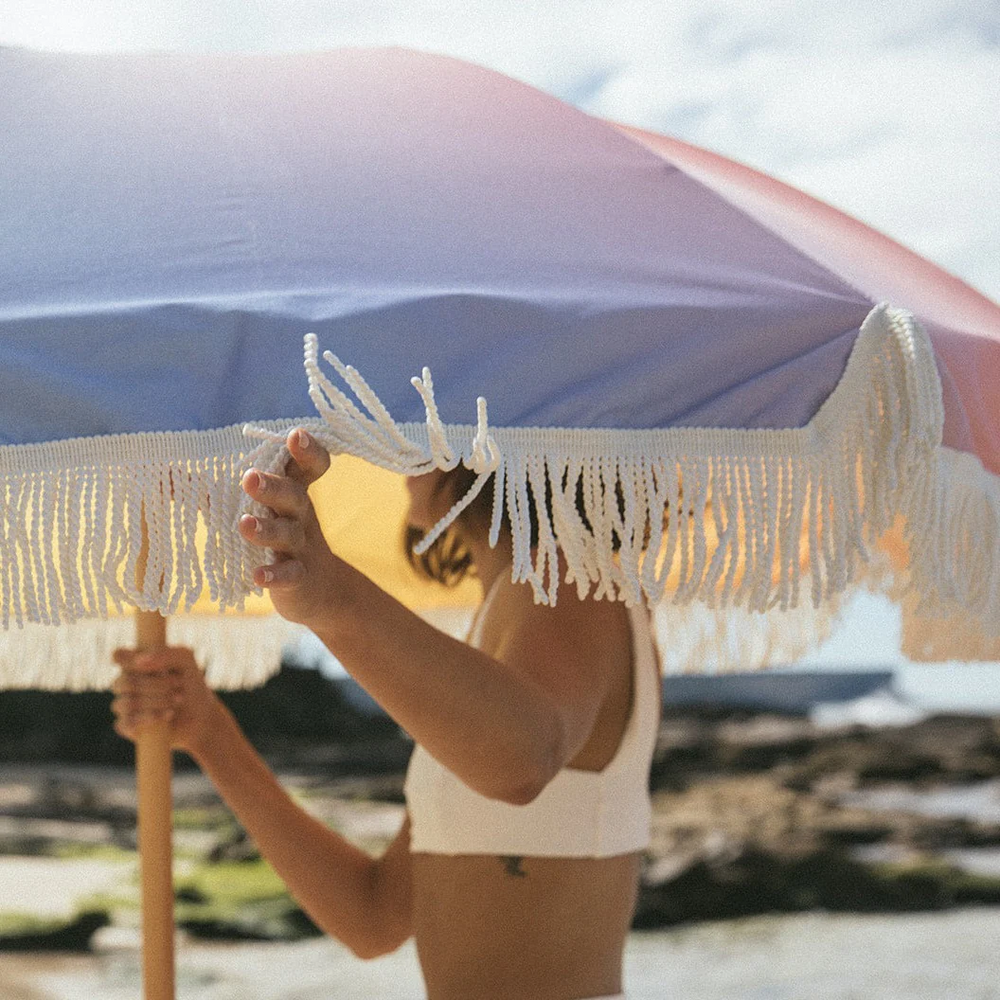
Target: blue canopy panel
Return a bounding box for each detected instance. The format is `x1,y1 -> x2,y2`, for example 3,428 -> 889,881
1,46 -> 873,446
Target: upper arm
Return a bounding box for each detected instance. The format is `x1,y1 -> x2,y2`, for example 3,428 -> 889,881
494,588 -> 632,773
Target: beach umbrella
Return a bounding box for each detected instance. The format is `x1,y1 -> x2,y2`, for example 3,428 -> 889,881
2,43 -> 998,998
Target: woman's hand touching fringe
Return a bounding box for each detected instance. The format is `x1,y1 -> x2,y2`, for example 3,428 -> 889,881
239,428 -> 342,631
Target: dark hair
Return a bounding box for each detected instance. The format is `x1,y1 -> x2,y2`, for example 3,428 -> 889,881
404,464 -> 636,588
404,465 -> 484,587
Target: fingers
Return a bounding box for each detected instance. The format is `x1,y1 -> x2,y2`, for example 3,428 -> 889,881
239,429 -> 329,513
110,646 -> 215,747
112,690 -> 177,721
238,513 -> 305,553
112,667 -> 178,698
240,513 -> 318,591
112,709 -> 174,740
112,647 -> 198,674
239,429 -> 332,601
241,468 -> 311,518
252,558 -> 304,589
285,428 -> 331,486
111,670 -> 181,737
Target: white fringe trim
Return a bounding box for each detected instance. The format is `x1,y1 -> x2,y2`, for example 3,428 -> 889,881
247,303 -> 998,646
0,422 -> 303,690
3,302 -> 996,689
0,422 -> 299,633
417,594 -> 846,674
0,614 -> 291,692
653,591 -> 845,675
896,446 -> 1000,661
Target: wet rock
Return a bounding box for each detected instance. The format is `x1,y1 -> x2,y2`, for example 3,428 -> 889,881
4,701 -> 1000,940
0,662 -> 408,767
634,847 -> 1000,929
207,827 -> 261,864
178,900 -> 320,942
634,766 -> 1000,929
174,884 -> 209,903
781,716 -> 1000,790
0,910 -> 110,952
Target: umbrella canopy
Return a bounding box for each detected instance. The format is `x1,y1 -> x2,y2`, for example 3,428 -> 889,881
2,45 -> 998,684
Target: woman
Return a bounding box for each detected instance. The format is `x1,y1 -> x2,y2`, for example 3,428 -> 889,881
112,427 -> 661,1000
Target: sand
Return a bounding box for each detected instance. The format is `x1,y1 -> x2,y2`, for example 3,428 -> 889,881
0,857 -> 134,918
4,909 -> 1000,999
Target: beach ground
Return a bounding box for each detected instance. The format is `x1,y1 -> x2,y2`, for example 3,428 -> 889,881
3,908 -> 1000,999
5,707 -> 1000,997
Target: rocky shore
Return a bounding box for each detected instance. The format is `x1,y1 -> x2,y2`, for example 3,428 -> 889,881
2,664 -> 1000,950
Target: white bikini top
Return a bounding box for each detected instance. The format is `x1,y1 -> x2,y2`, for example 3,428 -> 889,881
404,581 -> 660,858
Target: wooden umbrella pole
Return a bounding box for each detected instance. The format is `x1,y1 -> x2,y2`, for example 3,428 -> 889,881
135,506 -> 175,1000
135,610 -> 174,1000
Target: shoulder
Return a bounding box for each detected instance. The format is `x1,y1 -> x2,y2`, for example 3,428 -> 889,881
494,574 -> 627,620
489,577 -> 632,668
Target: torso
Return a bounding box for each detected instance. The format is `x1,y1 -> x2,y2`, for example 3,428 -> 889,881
407,578 -> 659,999
411,851 -> 640,999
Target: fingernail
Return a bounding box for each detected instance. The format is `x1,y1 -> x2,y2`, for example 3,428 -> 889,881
296,430 -> 311,450
242,469 -> 261,492
242,514 -> 261,535
261,567 -> 273,584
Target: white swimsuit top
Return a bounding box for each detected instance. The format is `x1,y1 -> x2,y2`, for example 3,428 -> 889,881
404,582 -> 660,858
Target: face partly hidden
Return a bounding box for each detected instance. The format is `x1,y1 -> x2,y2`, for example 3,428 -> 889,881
404,469 -> 458,532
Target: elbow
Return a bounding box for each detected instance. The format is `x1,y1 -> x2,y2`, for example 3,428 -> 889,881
313,921 -> 386,961
498,778 -> 547,806
348,933 -> 405,961
492,714 -> 567,806
347,938 -> 380,961
343,912 -> 411,960
343,864 -> 411,960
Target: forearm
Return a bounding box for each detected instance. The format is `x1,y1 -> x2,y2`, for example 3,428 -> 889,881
190,700 -> 407,956
311,560 -> 564,803
237,440 -> 570,803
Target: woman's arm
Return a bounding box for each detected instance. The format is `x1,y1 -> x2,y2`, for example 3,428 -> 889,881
239,430 -> 629,804
306,561 -> 628,805
112,648 -> 412,959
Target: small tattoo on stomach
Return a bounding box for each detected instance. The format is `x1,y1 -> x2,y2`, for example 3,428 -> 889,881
500,855 -> 527,878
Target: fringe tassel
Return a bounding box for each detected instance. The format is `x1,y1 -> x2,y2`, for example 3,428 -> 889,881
0,423 -> 295,631
247,304 -> 997,645
653,587 -> 846,675
0,614 -> 290,692
896,446 -> 1000,659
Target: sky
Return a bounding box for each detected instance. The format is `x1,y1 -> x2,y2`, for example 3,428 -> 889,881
4,0 -> 999,708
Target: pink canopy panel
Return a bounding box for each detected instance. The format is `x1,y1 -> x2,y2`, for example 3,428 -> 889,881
617,126 -> 1000,476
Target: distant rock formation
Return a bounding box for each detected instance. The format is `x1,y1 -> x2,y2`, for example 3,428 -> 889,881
0,662 -> 406,767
